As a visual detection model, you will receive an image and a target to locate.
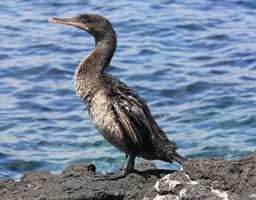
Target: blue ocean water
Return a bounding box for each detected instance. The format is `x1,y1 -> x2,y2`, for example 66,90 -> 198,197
0,0 -> 256,180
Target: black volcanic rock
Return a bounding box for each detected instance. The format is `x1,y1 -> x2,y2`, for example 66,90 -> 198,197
0,154 -> 255,200
145,154 -> 256,200
0,162 -> 171,200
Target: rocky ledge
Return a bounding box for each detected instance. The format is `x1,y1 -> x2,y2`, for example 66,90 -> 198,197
0,154 -> 255,200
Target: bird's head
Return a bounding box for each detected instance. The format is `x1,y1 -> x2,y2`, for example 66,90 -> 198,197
48,14 -> 115,41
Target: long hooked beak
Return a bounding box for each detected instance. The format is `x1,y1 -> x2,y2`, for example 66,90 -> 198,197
48,17 -> 89,31
48,17 -> 75,24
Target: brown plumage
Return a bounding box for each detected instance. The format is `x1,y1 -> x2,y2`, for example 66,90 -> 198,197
48,14 -> 187,178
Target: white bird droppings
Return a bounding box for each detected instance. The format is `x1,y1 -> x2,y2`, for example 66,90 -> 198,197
211,187 -> 229,200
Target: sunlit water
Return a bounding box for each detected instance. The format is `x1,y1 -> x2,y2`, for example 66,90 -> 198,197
0,0 -> 256,180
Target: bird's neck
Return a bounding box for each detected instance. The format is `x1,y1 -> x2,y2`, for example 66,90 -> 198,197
76,33 -> 116,79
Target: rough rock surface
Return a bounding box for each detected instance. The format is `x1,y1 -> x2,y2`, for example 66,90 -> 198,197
0,154 -> 255,200
144,154 -> 256,200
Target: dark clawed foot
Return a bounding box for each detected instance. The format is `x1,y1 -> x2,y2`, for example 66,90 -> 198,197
94,154 -> 136,181
94,169 -> 130,181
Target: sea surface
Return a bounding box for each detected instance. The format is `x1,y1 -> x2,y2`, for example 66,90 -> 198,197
0,0 -> 256,180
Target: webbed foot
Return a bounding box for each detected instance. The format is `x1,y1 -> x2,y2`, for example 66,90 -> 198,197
94,169 -> 130,181
94,154 -> 136,181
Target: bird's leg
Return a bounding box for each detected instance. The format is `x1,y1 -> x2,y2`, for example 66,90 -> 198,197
119,154 -> 135,176
94,154 -> 135,181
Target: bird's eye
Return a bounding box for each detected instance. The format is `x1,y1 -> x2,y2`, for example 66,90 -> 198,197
79,15 -> 92,23
80,14 -> 88,19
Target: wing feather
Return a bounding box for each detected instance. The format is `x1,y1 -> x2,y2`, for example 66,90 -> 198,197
110,84 -> 154,155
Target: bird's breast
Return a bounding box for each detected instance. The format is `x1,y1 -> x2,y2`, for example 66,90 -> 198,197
88,89 -> 128,153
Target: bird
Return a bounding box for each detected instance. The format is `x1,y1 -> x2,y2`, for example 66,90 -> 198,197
48,14 -> 187,179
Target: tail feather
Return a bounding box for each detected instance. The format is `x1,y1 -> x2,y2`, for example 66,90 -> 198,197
173,153 -> 188,165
